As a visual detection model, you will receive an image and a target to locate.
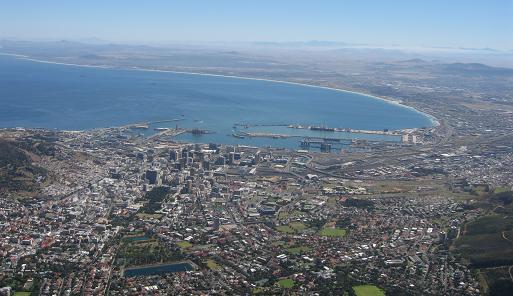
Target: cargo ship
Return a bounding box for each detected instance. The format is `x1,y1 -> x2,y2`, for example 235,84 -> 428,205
310,125 -> 335,132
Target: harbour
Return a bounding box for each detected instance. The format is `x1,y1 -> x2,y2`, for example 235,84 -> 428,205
0,54 -> 434,150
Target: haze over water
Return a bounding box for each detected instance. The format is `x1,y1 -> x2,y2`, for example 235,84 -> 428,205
0,55 -> 434,149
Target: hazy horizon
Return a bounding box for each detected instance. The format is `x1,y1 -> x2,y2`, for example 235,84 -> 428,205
1,0 -> 511,50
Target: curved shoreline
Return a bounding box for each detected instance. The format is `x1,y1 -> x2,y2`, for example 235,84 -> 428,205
1,52 -> 439,127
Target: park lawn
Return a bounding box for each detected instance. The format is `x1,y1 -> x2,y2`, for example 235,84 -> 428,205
272,240 -> 286,246
319,227 -> 347,238
206,259 -> 221,270
493,187 -> 511,194
287,246 -> 311,254
252,287 -> 266,294
177,241 -> 193,249
327,196 -> 339,206
289,222 -> 307,231
353,284 -> 385,296
14,293 -> 31,296
278,211 -> 289,220
277,278 -> 295,288
276,225 -> 295,234
277,222 -> 308,234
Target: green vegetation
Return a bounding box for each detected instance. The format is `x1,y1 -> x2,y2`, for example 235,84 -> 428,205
14,292 -> 31,296
252,287 -> 265,294
0,140 -> 48,193
488,190 -> 513,206
352,284 -> 385,296
118,233 -> 182,266
140,186 -> 170,213
286,246 -> 310,254
176,241 -> 193,249
276,222 -> 309,234
206,259 -> 221,270
451,198 -> 513,294
289,222 -> 307,231
454,210 -> 513,268
277,210 -> 303,220
343,198 -> 374,209
319,227 -> 347,238
277,278 -> 295,288
276,225 -> 295,234
465,214 -> 513,235
493,187 -> 510,194
455,231 -> 513,267
271,241 -> 286,247
476,267 -> 513,296
327,196 -> 339,206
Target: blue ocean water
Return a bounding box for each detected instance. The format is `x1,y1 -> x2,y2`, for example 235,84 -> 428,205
0,55 -> 434,149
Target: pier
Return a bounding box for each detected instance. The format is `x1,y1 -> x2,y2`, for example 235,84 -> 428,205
300,137 -> 352,152
288,124 -> 403,136
146,128 -> 186,141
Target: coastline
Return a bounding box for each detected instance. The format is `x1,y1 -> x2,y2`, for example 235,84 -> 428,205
1,52 -> 439,127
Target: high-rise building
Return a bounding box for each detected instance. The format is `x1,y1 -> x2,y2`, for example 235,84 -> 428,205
203,160 -> 211,170
228,152 -> 235,165
170,150 -> 178,161
215,156 -> 226,166
145,169 -> 161,185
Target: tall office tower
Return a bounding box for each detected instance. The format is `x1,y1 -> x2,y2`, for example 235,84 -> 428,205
228,152 -> 235,165
145,169 -> 161,185
170,150 -> 178,161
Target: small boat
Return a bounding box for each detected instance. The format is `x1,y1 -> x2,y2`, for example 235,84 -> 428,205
232,133 -> 245,139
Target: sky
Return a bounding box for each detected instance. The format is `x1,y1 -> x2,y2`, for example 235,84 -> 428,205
0,0 -> 511,49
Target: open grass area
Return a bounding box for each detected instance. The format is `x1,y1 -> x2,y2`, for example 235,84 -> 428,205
176,241 -> 193,249
277,222 -> 308,234
352,284 -> 385,296
289,222 -> 307,231
276,225 -> 295,234
252,287 -> 265,294
14,292 -> 31,296
286,246 -> 310,254
327,196 -> 339,206
277,278 -> 295,288
493,187 -> 511,194
272,240 -> 286,246
278,210 -> 303,220
206,259 -> 221,270
319,227 -> 347,238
